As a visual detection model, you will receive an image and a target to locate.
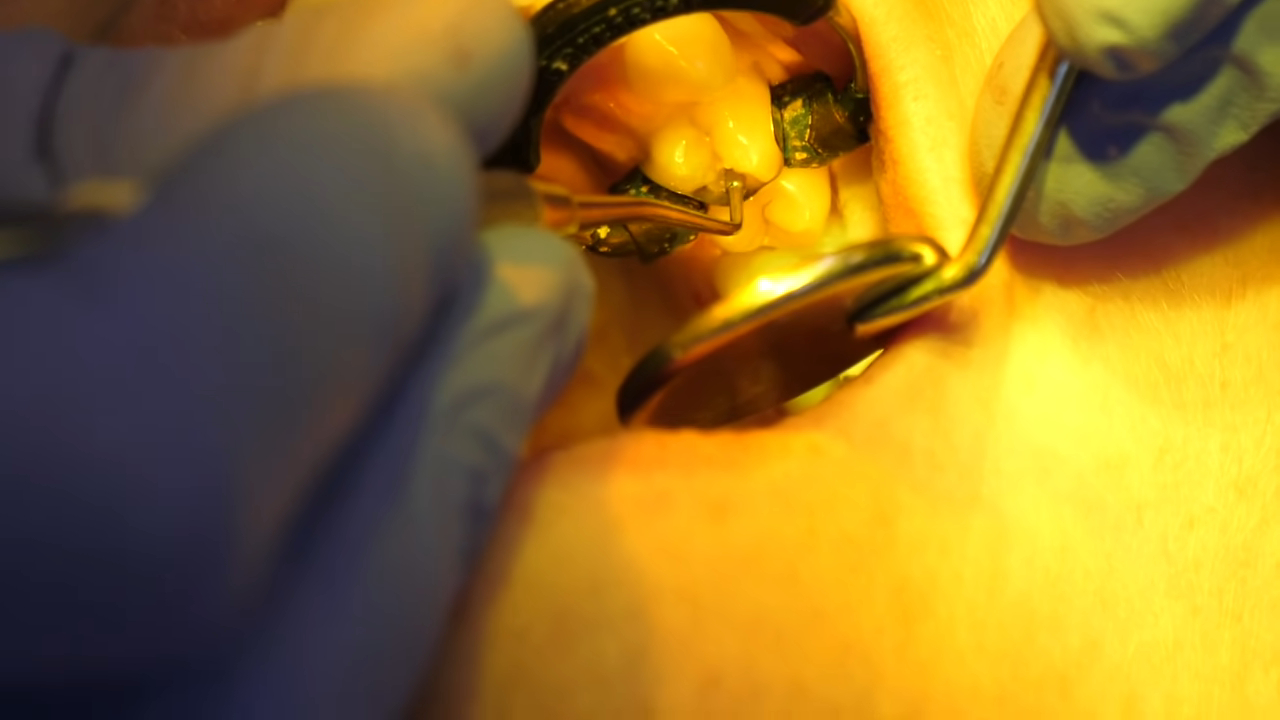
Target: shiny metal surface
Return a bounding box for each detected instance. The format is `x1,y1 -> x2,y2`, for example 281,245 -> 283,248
851,40 -> 1079,337
617,236 -> 945,428
618,34 -> 1079,428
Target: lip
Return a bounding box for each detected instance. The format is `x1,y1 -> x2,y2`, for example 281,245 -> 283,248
842,0 -> 1028,256
521,0 -> 1037,451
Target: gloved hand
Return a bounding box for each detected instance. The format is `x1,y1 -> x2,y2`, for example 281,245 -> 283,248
0,1 -> 591,718
985,0 -> 1280,245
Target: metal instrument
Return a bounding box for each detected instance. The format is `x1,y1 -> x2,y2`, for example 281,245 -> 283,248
616,38 -> 1080,428
483,0 -> 871,261
480,169 -> 745,238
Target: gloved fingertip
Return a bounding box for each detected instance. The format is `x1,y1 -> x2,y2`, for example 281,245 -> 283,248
476,224 -> 594,414
1036,0 -> 1184,80
412,225 -> 591,565
423,223 -> 592,476
1013,213 -> 1112,246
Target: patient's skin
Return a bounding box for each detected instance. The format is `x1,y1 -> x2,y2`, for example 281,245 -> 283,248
6,0 -> 1278,715
424,3 -> 1280,718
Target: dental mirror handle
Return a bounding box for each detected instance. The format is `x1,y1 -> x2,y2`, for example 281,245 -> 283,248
853,35 -> 1079,337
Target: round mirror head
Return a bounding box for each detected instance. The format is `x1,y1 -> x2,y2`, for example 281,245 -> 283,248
617,236 -> 947,428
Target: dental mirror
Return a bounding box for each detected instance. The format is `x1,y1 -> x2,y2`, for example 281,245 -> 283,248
618,36 -> 1079,428
616,236 -> 944,427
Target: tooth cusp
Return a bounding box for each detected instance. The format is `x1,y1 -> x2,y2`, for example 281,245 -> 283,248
692,73 -> 785,188
641,118 -> 719,196
624,14 -> 735,104
771,73 -> 873,169
759,166 -> 833,248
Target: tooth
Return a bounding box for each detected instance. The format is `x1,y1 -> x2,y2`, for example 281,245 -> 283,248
758,167 -> 833,249
640,117 -> 719,196
706,196 -> 768,253
692,72 -> 784,187
553,45 -> 676,174
825,145 -> 886,250
712,247 -> 819,297
624,14 -> 736,105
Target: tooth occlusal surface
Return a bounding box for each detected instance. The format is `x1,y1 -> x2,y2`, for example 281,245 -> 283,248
641,118 -> 718,196
692,73 -> 784,188
759,167 -> 832,248
624,14 -> 735,105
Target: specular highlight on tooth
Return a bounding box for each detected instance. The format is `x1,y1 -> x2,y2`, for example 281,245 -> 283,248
624,14 -> 735,105
759,167 -> 832,248
641,117 -> 718,196
692,73 -> 784,188
523,2 -> 889,297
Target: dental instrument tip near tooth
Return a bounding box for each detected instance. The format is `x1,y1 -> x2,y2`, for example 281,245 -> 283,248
479,169 -> 745,241
615,31 -> 1080,429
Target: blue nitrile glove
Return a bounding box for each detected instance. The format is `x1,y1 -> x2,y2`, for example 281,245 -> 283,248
1012,0 -> 1280,244
0,1 -> 591,718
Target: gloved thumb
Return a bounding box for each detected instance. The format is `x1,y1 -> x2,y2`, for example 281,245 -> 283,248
0,0 -> 533,212
402,224 -> 593,574
972,6 -> 1280,245
1037,0 -> 1251,79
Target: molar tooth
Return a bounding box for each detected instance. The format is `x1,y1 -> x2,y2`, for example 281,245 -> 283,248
624,14 -> 735,105
641,118 -> 719,196
692,73 -> 784,188
706,196 -> 768,253
828,145 -> 886,249
759,167 -> 833,248
712,247 -> 818,298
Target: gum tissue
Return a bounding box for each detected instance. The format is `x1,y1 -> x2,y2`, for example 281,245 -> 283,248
538,8 -> 886,297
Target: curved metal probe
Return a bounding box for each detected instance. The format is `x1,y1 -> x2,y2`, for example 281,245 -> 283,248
486,0 -> 873,257
851,39 -> 1079,338
480,169 -> 744,237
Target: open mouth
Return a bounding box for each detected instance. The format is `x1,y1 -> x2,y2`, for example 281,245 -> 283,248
507,1 -> 904,448
70,0 -> 1031,451
505,0 -> 1038,451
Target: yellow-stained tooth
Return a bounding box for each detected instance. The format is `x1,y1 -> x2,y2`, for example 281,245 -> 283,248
827,146 -> 886,250
641,118 -> 719,196
759,167 -> 832,248
624,14 -> 736,105
712,247 -> 819,297
692,73 -> 784,187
